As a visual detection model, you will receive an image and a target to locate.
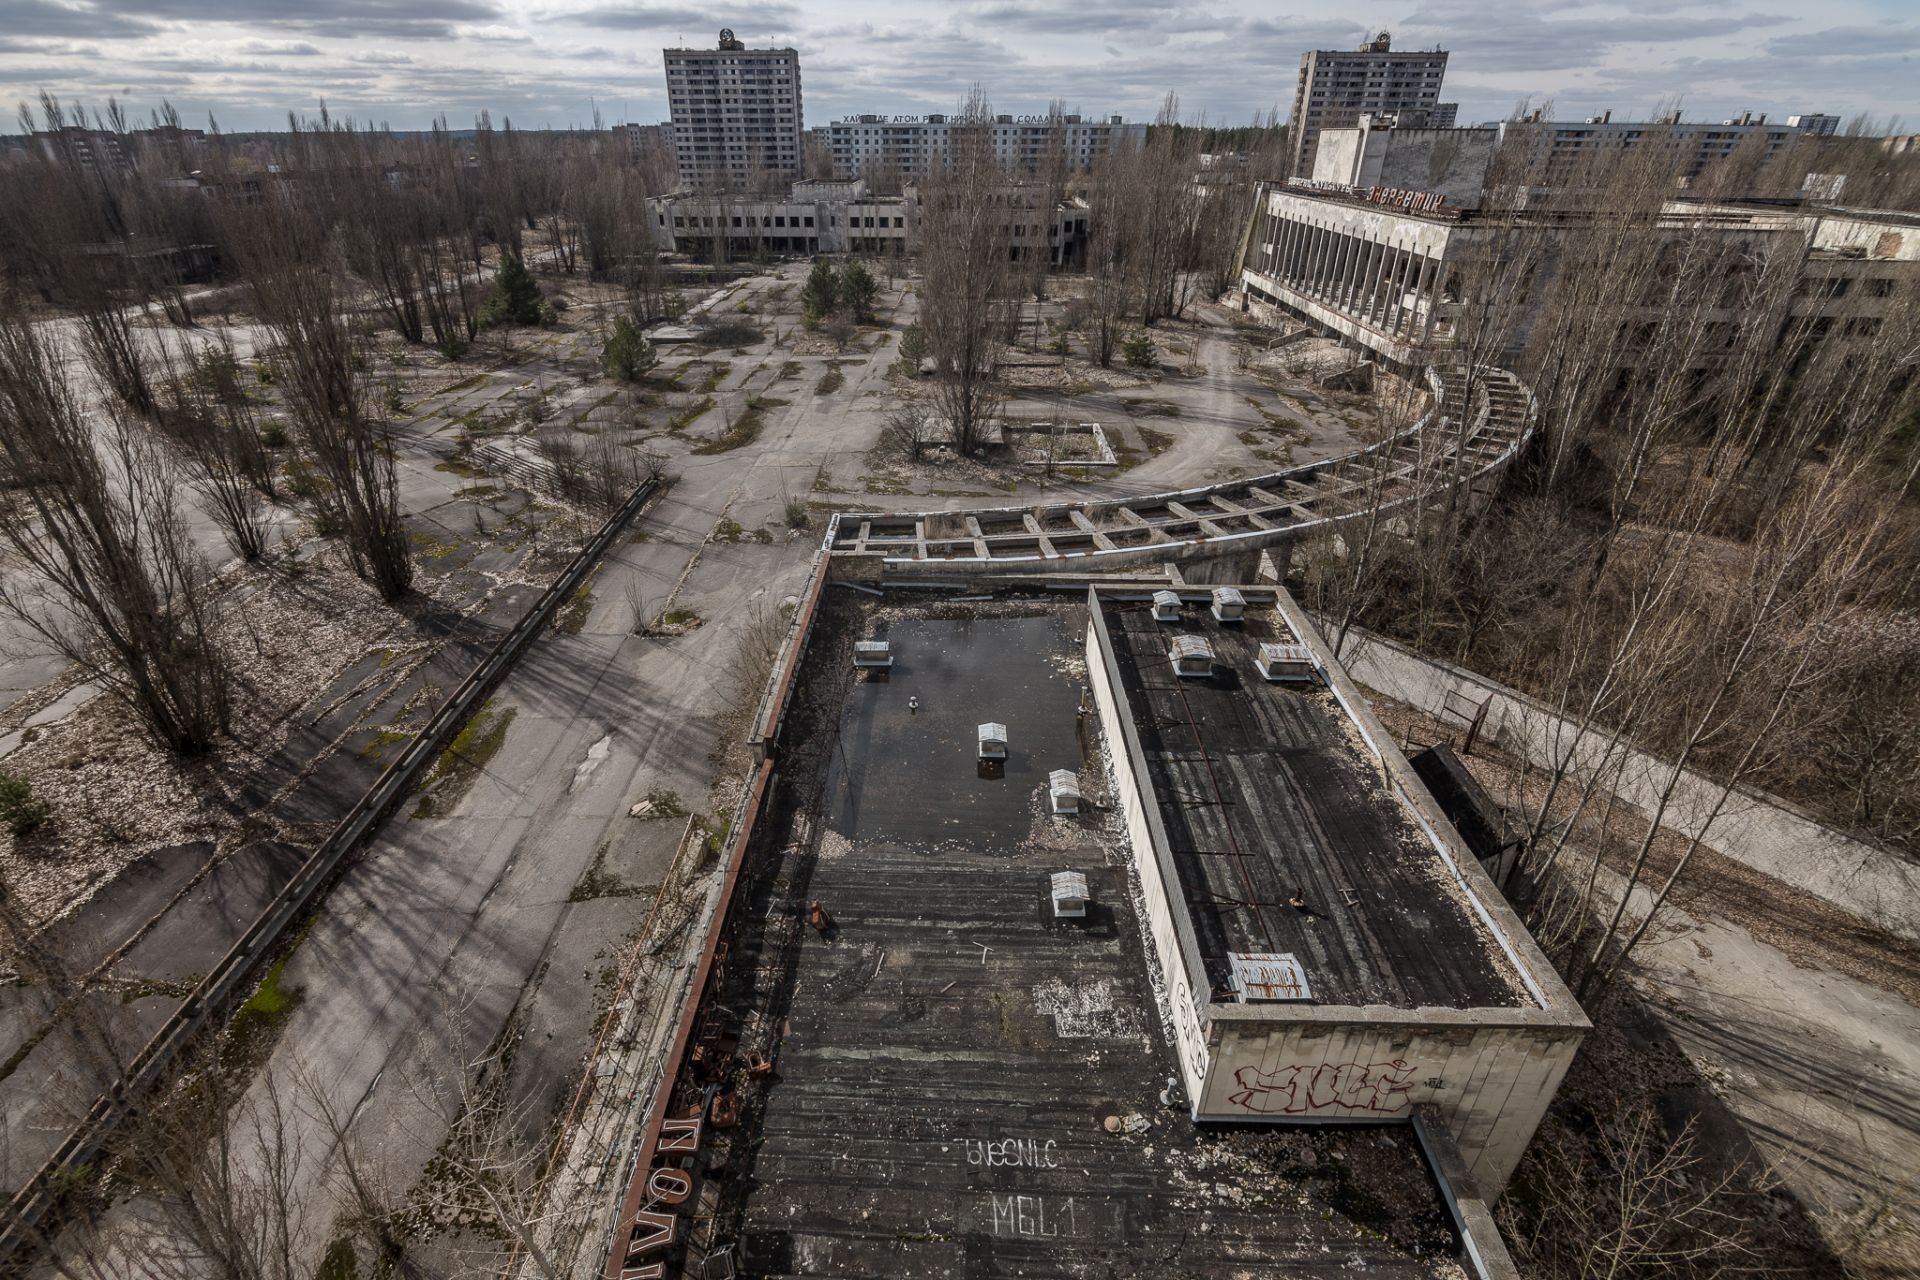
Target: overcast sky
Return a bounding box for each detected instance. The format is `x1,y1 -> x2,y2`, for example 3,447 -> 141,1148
1,0 -> 1915,135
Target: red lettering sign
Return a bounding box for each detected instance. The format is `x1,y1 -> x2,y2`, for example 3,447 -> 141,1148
646,1166 -> 693,1205
626,1208 -> 676,1259
658,1117 -> 702,1153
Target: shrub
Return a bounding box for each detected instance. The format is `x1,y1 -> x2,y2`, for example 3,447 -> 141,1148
839,260 -> 877,323
0,773 -> 49,838
896,322 -> 928,375
693,318 -> 762,348
478,253 -> 547,329
799,257 -> 838,329
1121,329 -> 1158,369
603,316 -> 658,382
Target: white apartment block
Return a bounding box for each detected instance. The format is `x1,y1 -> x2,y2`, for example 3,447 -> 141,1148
1288,31 -> 1451,179
645,178 -> 1092,266
663,28 -> 803,189
1503,109 -> 1842,185
1237,183 -> 1917,368
824,113 -> 1145,180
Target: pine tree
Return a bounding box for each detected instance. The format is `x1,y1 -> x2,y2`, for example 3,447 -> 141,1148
479,253 -> 548,329
799,257 -> 839,329
602,316 -> 657,381
839,260 -> 878,324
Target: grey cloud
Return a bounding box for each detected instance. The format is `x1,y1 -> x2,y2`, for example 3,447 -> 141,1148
962,3 -> 1196,36
559,3 -> 797,31
1398,9 -> 1795,73
456,24 -> 535,44
1763,24 -> 1920,58
107,0 -> 505,40
0,1 -> 161,40
239,40 -> 324,56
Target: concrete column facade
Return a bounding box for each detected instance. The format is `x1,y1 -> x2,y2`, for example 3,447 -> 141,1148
1403,254 -> 1437,339
1378,244 -> 1410,326
1282,216 -> 1306,284
1363,240 -> 1390,324
1335,232 -> 1359,306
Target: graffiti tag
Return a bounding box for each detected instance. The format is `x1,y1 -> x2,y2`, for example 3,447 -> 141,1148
1227,1058 -> 1417,1115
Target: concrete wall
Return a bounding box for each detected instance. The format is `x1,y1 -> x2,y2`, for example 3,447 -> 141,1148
1312,129 -> 1366,186
1200,1008 -> 1584,1193
1334,624 -> 1920,944
1312,125 -> 1498,209
1084,607 -> 1212,1102
1371,128 -> 1499,208
1087,588 -> 1588,1196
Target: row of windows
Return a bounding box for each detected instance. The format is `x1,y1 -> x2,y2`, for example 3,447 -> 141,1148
664,212 -> 909,230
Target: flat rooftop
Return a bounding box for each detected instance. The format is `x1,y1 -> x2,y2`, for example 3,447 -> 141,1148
697,593 -> 1469,1278
1100,598 -> 1527,1010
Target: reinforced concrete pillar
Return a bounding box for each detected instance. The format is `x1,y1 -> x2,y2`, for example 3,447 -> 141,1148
1400,254 -> 1434,339
1364,241 -> 1390,325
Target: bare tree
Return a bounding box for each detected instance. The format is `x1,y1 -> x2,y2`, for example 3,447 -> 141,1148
154,335 -> 274,561
916,89 -> 1011,456
226,180 -> 413,601
0,314 -> 230,754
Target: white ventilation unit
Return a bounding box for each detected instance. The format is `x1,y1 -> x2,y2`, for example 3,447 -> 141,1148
1210,586 -> 1246,623
1255,642 -> 1318,684
1169,634 -> 1215,678
852,639 -> 893,668
1151,589 -> 1182,622
1229,952 -> 1313,1002
977,722 -> 1008,760
1050,870 -> 1089,918
1047,769 -> 1081,814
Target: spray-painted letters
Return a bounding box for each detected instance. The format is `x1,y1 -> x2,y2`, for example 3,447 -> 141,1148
1226,1058 -> 1416,1115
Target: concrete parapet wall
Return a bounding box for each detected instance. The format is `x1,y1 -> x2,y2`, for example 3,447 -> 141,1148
1335,624 -> 1920,944
1087,585 -> 1587,1197
1085,602 -> 1213,1101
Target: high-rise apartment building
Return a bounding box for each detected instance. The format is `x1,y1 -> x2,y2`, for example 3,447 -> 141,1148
663,28 -> 803,190
1287,31 -> 1450,178
823,113 -> 1146,180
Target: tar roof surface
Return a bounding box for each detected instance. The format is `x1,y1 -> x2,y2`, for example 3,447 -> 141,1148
1101,599 -> 1525,1010
701,594 -> 1467,1279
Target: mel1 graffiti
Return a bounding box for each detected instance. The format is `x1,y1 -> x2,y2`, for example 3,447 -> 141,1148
1226,1058 -> 1417,1115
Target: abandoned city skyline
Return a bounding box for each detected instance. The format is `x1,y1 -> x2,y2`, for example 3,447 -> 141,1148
0,0 -> 1914,134
0,2 -> 1916,1278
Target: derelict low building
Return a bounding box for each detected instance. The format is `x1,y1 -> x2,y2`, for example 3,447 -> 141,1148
1086,583 -> 1588,1193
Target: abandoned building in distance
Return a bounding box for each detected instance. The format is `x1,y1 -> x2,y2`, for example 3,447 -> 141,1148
1238,177 -> 1919,365
601,572 -> 1586,1279
646,177 -> 1092,264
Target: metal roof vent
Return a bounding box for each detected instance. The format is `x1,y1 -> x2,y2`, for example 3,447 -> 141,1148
1229,952 -> 1313,1002
1169,635 -> 1215,678
1047,768 -> 1081,814
1255,642 -> 1319,684
852,639 -> 893,668
1151,589 -> 1182,622
1050,870 -> 1089,918
977,722 -> 1008,760
1210,587 -> 1246,623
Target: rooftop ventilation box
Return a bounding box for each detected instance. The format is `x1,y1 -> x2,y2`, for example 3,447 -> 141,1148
1169,635 -> 1215,678
1255,642 -> 1319,684
1210,587 -> 1246,623
1047,769 -> 1081,814
1050,870 -> 1089,919
1229,952 -> 1313,1002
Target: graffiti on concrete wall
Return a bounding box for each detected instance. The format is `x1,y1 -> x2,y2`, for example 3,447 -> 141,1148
1227,1058 -> 1416,1115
